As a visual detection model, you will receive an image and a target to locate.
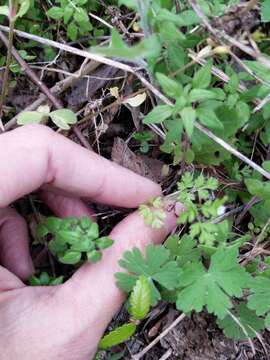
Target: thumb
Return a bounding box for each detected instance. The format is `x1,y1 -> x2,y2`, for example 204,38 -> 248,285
59,205 -> 179,340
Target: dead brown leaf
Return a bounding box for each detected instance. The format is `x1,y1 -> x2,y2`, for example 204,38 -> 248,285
111,137 -> 168,183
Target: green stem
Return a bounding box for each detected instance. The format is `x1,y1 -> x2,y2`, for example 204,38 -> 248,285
0,0 -> 19,131
137,0 -> 151,37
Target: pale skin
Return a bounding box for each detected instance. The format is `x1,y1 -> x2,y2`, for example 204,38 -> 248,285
0,124 -> 178,360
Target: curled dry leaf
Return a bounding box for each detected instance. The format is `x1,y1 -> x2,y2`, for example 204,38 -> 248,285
123,92 -> 147,107
111,137 -> 169,183
110,86 -> 119,98
37,104 -> 51,114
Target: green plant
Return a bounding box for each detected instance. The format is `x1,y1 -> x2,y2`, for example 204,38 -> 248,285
176,172 -> 228,246
37,216 -> 113,265
139,196 -> 166,229
47,0 -> 94,41
17,108 -> 78,130
28,271 -> 63,286
99,274 -> 152,349
105,172 -> 270,348
4,0 -> 270,355
132,131 -> 153,153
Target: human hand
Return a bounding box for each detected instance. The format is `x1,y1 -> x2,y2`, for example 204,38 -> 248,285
0,125 -> 178,360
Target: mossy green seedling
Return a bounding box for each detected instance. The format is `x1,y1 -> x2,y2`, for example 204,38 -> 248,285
37,216 -> 114,265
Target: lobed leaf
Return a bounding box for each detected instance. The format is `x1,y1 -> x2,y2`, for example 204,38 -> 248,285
218,304 -> 264,340
177,247 -> 251,319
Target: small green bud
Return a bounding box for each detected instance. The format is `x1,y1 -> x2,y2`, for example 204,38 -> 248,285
87,250 -> 102,262
96,236 -> 114,250
80,216 -> 92,230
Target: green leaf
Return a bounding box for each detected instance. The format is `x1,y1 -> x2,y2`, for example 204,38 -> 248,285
130,275 -> 151,320
47,7 -> 64,20
36,223 -> 49,240
50,276 -> 64,286
38,272 -> 50,285
118,0 -> 138,10
263,160 -> 270,173
59,250 -> 81,265
192,62 -> 212,89
99,323 -> 136,350
0,5 -> 9,17
67,22 -> 78,41
165,234 -> 201,267
63,6 -> 73,24
243,61 -> 270,82
196,107 -> 223,130
189,89 -> 218,102
17,111 -> 47,125
177,247 -> 251,319
180,106 -> 196,137
58,230 -> 80,244
225,73 -> 239,94
217,303 -> 264,340
74,7 -> 89,23
143,105 -> 173,125
139,202 -> 166,229
245,178 -> 270,200
156,73 -> 183,99
248,276 -> 270,318
96,237 -> 114,250
49,238 -> 67,255
156,9 -> 200,26
86,222 -> 99,239
17,0 -> 30,18
28,275 -> 41,286
92,29 -> 161,60
245,179 -> 263,195
236,101 -> 250,126
49,109 -> 77,130
70,237 -> 94,252
87,250 -> 102,262
177,10 -> 201,26
266,313 -> 270,327
261,0 -> 270,22
116,245 -> 179,305
44,217 -> 62,232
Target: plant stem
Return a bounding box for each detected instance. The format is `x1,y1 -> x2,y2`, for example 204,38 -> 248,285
0,0 -> 19,131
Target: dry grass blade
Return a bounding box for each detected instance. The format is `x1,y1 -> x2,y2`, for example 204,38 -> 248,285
188,0 -> 270,71
132,313 -> 186,359
5,61 -> 100,130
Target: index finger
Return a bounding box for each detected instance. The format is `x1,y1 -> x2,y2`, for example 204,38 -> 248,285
0,125 -> 161,207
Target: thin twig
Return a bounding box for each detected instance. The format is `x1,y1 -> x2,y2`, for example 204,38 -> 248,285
0,31 -> 91,149
5,61 -> 100,130
89,12 -> 113,29
0,1 -> 19,131
132,313 -> 186,360
0,25 -> 139,73
1,25 -> 270,180
188,50 -> 247,92
235,196 -> 259,226
159,349 -> 172,360
0,31 -> 63,109
253,93 -> 270,113
227,310 -> 256,355
188,0 -> 270,71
